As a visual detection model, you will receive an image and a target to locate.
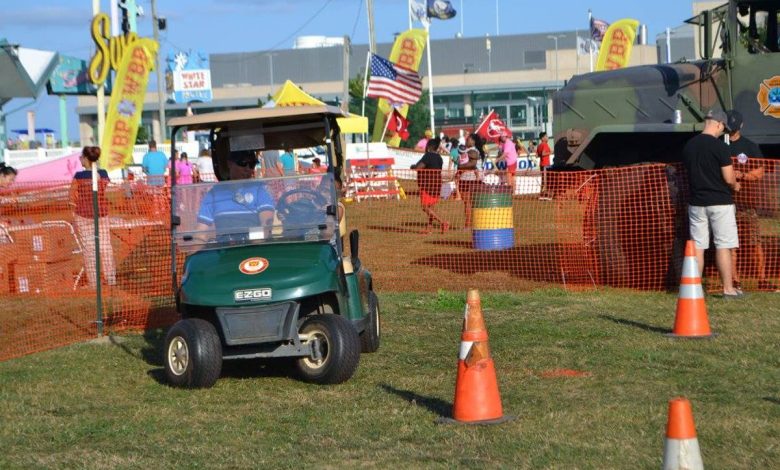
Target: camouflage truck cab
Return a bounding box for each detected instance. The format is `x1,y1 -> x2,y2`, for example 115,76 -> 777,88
554,0 -> 780,169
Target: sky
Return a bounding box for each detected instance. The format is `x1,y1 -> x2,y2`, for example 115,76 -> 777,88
0,0 -> 694,142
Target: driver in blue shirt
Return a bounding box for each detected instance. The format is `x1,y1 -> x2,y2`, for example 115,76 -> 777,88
194,150 -> 275,241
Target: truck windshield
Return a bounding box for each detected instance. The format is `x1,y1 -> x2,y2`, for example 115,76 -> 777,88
173,173 -> 337,251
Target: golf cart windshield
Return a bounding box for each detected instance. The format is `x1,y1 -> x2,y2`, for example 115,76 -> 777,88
174,173 -> 338,251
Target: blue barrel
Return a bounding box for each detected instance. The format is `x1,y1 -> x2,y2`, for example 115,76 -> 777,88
472,184 -> 514,250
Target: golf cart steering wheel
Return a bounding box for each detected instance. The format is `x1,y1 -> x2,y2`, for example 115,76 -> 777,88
276,188 -> 329,223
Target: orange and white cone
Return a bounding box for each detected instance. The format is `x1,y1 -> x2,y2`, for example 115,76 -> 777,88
662,397 -> 704,470
669,240 -> 715,338
443,289 -> 512,424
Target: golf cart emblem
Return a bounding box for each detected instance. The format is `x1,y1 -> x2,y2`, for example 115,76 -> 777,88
234,287 -> 272,302
239,257 -> 269,275
757,76 -> 780,119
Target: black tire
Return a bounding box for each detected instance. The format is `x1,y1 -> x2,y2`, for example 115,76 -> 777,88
360,291 -> 381,353
164,318 -> 223,388
296,314 -> 360,384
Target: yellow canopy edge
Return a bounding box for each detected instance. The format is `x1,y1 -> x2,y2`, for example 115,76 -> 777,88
271,80 -> 326,107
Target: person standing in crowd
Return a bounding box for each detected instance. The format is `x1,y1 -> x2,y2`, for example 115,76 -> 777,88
259,149 -> 284,178
496,132 -> 518,194
177,152 -> 195,185
726,110 -> 778,291
458,133 -> 483,228
141,140 -> 168,186
280,146 -> 296,176
308,157 -> 327,174
196,149 -> 215,182
70,146 -> 116,287
536,132 -> 551,168
411,138 -> 449,234
0,163 -> 18,187
682,109 -> 742,298
515,138 -> 528,158
415,129 -> 433,151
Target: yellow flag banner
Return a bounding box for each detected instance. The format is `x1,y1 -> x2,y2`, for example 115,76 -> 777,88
101,38 -> 159,171
595,19 -> 640,72
371,29 -> 428,145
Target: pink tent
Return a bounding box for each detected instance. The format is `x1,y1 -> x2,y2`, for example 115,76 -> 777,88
15,152 -> 82,183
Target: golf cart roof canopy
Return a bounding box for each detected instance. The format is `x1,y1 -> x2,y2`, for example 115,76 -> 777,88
168,105 -> 348,131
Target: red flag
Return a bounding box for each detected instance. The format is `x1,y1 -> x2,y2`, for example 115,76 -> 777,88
387,108 -> 410,140
475,111 -> 510,142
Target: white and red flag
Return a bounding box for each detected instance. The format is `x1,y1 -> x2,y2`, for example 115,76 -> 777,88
386,108 -> 410,140
475,110 -> 510,142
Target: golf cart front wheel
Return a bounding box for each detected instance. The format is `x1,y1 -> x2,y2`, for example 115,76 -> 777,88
296,314 -> 360,384
164,318 -> 223,389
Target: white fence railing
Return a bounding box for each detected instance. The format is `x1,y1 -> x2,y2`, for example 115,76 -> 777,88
2,142 -> 201,170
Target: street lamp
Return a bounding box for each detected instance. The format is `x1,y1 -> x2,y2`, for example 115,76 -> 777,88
266,53 -> 278,91
546,34 -> 566,85
485,35 -> 492,73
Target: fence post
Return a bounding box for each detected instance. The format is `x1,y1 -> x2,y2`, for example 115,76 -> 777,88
91,162 -> 104,337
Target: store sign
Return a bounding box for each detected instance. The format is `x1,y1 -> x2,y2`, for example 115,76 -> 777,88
48,55 -> 111,95
167,50 -> 213,103
88,13 -> 143,85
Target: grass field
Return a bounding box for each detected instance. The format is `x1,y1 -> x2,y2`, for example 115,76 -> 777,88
1,289 -> 778,469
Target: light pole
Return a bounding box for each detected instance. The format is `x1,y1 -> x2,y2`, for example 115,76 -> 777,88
665,27 -> 672,63
486,35 -> 492,73
546,34 -> 565,85
266,53 -> 277,91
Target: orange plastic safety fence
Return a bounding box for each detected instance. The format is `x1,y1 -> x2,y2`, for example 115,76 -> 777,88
0,180 -> 176,361
1,159 -> 778,361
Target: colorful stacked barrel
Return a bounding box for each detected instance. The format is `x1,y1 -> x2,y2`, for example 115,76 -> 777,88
472,184 -> 514,250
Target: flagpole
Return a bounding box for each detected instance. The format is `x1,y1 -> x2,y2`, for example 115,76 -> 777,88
380,108 -> 393,141
588,9 -> 594,73
425,22 -> 435,135
575,29 -> 580,74
361,51 -> 371,117
408,0 -> 413,29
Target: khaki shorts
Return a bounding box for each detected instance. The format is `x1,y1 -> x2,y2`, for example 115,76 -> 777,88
689,204 -> 739,249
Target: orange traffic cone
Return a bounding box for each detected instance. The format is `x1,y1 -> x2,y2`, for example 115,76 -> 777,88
669,240 -> 715,338
662,397 -> 704,470
442,289 -> 512,425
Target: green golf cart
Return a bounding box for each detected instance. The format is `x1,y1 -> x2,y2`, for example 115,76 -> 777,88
163,106 -> 379,388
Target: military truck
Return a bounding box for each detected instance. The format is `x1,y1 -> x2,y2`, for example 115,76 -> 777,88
553,0 -> 780,169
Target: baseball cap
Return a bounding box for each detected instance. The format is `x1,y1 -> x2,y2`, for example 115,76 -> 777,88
726,110 -> 743,133
705,109 -> 731,132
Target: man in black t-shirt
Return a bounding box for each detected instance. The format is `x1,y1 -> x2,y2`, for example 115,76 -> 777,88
682,109 -> 742,297
726,110 -> 778,291
412,138 -> 449,234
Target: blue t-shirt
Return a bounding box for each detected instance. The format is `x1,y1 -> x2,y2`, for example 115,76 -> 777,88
197,183 -> 275,239
142,150 -> 168,185
280,152 -> 295,175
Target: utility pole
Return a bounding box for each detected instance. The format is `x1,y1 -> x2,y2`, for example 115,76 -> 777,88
151,0 -> 166,142
93,0 -> 105,146
342,36 -> 350,112
366,0 -> 376,54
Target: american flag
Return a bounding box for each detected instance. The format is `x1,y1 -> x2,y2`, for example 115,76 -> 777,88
366,54 -> 423,105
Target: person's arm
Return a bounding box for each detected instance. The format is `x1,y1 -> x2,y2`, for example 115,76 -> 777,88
721,165 -> 740,192
460,150 -> 478,170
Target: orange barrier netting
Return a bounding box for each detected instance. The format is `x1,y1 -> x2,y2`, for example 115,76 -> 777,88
1,159 -> 778,361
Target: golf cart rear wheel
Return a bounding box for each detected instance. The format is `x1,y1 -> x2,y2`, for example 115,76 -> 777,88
360,291 -> 381,353
164,318 -> 223,389
296,314 -> 360,384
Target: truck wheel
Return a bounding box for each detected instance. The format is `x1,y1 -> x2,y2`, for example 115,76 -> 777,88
296,314 -> 360,384
164,318 -> 223,388
360,291 -> 381,353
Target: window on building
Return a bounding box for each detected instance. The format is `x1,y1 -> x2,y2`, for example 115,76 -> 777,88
524,50 -> 545,64
509,105 -> 528,127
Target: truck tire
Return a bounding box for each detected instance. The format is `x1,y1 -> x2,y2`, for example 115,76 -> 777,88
360,291 -> 381,353
296,314 -> 360,384
164,318 -> 223,388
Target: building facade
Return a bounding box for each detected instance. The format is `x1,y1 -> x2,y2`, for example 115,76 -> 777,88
77,30 -> 659,144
